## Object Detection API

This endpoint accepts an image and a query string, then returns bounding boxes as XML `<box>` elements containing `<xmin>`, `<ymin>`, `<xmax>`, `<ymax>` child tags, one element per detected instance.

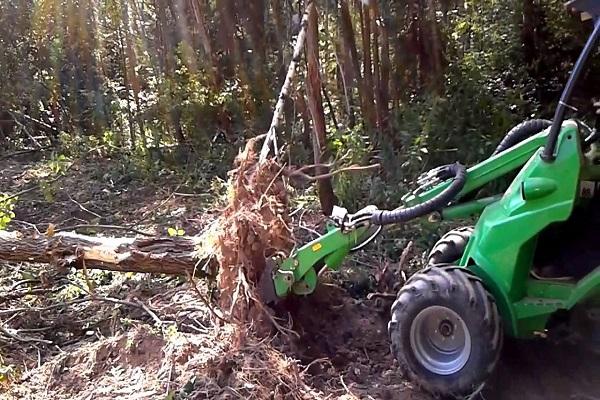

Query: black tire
<box><xmin>388</xmin><ymin>266</ymin><xmax>503</xmax><ymax>398</ymax></box>
<box><xmin>427</xmin><ymin>227</ymin><xmax>474</xmax><ymax>267</ymax></box>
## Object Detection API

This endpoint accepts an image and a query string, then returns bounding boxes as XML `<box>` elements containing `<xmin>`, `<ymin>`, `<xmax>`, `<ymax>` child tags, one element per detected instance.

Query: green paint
<box><xmin>272</xmin><ymin>120</ymin><xmax>600</xmax><ymax>340</ymax></box>
<box><xmin>272</xmin><ymin>224</ymin><xmax>370</xmax><ymax>297</ymax></box>
<box><xmin>462</xmin><ymin>121</ymin><xmax>586</xmax><ymax>337</ymax></box>
<box><xmin>441</xmin><ymin>195</ymin><xmax>501</xmax><ymax>220</ymax></box>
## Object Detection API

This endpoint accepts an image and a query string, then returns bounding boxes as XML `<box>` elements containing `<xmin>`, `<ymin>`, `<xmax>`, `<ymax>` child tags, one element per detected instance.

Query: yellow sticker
<box><xmin>311</xmin><ymin>243</ymin><xmax>322</xmax><ymax>252</ymax></box>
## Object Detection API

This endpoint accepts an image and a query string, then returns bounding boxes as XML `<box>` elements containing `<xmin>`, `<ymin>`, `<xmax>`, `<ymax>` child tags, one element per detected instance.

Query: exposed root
<box><xmin>197</xmin><ymin>138</ymin><xmax>293</xmax><ymax>328</ymax></box>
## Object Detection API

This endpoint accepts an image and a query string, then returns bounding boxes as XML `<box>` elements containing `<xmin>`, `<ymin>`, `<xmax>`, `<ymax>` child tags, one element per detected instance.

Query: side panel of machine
<box><xmin>461</xmin><ymin>122</ymin><xmax>582</xmax><ymax>337</ymax></box>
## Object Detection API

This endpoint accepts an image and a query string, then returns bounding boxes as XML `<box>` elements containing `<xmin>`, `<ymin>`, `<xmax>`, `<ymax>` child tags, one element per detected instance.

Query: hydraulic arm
<box><xmin>265</xmin><ymin>125</ymin><xmax>555</xmax><ymax>300</ymax></box>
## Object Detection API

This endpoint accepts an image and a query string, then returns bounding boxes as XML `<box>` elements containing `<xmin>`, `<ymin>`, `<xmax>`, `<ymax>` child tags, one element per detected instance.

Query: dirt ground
<box><xmin>1</xmin><ymin>153</ymin><xmax>599</xmax><ymax>400</ymax></box>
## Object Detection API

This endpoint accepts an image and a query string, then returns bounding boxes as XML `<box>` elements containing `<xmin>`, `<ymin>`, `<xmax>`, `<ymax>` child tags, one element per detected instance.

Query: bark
<box><xmin>339</xmin><ymin>1</ymin><xmax>362</xmax><ymax>87</ymax></box>
<box><xmin>335</xmin><ymin>40</ymin><xmax>355</xmax><ymax>128</ymax></box>
<box><xmin>521</xmin><ymin>0</ymin><xmax>537</xmax><ymax>68</ymax></box>
<box><xmin>358</xmin><ymin>2</ymin><xmax>377</xmax><ymax>130</ymax></box>
<box><xmin>378</xmin><ymin>3</ymin><xmax>391</xmax><ymax>129</ymax></box>
<box><xmin>306</xmin><ymin>2</ymin><xmax>336</xmax><ymax>215</ymax></box>
<box><xmin>294</xmin><ymin>91</ymin><xmax>313</xmax><ymax>150</ymax></box>
<box><xmin>117</xmin><ymin>25</ymin><xmax>136</xmax><ymax>149</ymax></box>
<box><xmin>156</xmin><ymin>0</ymin><xmax>186</xmax><ymax>145</ymax></box>
<box><xmin>190</xmin><ymin>0</ymin><xmax>221</xmax><ymax>87</ymax></box>
<box><xmin>239</xmin><ymin>0</ymin><xmax>271</xmax><ymax>119</ymax></box>
<box><xmin>216</xmin><ymin>0</ymin><xmax>255</xmax><ymax>115</ymax></box>
<box><xmin>337</xmin><ymin>2</ymin><xmax>354</xmax><ymax>126</ymax></box>
<box><xmin>123</xmin><ymin>0</ymin><xmax>148</xmax><ymax>151</ymax></box>
<box><xmin>258</xmin><ymin>0</ymin><xmax>312</xmax><ymax>162</ymax></box>
<box><xmin>370</xmin><ymin>1</ymin><xmax>384</xmax><ymax>133</ymax></box>
<box><xmin>0</xmin><ymin>231</ymin><xmax>205</xmax><ymax>276</ymax></box>
<box><xmin>425</xmin><ymin>0</ymin><xmax>444</xmax><ymax>92</ymax></box>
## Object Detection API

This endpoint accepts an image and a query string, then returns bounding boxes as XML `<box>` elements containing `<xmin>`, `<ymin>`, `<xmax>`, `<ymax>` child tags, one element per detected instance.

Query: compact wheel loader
<box><xmin>260</xmin><ymin>1</ymin><xmax>600</xmax><ymax>397</ymax></box>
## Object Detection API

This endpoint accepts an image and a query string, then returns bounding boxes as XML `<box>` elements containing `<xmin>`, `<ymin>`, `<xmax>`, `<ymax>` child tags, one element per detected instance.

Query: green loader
<box><xmin>260</xmin><ymin>1</ymin><xmax>600</xmax><ymax>397</ymax></box>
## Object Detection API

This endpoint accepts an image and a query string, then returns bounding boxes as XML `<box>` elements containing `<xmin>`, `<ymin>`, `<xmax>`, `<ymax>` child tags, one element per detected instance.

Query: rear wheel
<box><xmin>427</xmin><ymin>226</ymin><xmax>473</xmax><ymax>266</ymax></box>
<box><xmin>388</xmin><ymin>266</ymin><xmax>503</xmax><ymax>398</ymax></box>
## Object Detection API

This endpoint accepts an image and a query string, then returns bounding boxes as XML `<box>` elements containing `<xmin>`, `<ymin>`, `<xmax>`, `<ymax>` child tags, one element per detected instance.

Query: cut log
<box><xmin>0</xmin><ymin>231</ymin><xmax>208</xmax><ymax>276</ymax></box>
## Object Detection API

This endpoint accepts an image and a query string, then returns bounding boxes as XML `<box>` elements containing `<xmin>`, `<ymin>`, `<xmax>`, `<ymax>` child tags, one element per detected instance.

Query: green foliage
<box><xmin>48</xmin><ymin>153</ymin><xmax>71</xmax><ymax>175</ymax></box>
<box><xmin>330</xmin><ymin>122</ymin><xmax>375</xmax><ymax>210</ymax></box>
<box><xmin>0</xmin><ymin>194</ymin><xmax>16</xmax><ymax>230</ymax></box>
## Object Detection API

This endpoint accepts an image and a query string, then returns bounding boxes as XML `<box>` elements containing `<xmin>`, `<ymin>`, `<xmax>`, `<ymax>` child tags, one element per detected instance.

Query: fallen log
<box><xmin>0</xmin><ymin>230</ymin><xmax>209</xmax><ymax>276</ymax></box>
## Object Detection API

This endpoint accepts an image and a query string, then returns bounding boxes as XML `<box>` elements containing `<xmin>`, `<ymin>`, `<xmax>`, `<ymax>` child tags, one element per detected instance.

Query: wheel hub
<box><xmin>439</xmin><ymin>320</ymin><xmax>454</xmax><ymax>337</ymax></box>
<box><xmin>410</xmin><ymin>305</ymin><xmax>471</xmax><ymax>375</ymax></box>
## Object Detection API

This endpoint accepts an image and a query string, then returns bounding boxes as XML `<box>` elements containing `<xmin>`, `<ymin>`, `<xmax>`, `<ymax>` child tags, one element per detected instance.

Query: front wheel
<box><xmin>388</xmin><ymin>266</ymin><xmax>503</xmax><ymax>398</ymax></box>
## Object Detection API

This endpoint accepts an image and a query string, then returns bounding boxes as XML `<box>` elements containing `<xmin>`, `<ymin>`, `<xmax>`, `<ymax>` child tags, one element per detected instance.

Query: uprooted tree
<box><xmin>0</xmin><ymin>138</ymin><xmax>292</xmax><ymax>323</ymax></box>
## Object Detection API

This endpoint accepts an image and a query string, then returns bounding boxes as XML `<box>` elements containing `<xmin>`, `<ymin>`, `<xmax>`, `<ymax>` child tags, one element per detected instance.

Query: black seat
<box><xmin>567</xmin><ymin>0</ymin><xmax>600</xmax><ymax>17</ymax></box>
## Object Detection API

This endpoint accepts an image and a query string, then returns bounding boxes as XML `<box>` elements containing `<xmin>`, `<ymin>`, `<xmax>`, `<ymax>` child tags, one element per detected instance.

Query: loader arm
<box><xmin>268</xmin><ymin>125</ymin><xmax>556</xmax><ymax>299</ymax></box>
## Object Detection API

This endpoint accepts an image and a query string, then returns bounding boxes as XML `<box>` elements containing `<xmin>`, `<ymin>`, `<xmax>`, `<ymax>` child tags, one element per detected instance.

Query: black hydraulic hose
<box><xmin>370</xmin><ymin>163</ymin><xmax>467</xmax><ymax>226</ymax></box>
<box><xmin>543</xmin><ymin>17</ymin><xmax>600</xmax><ymax>161</ymax></box>
<box><xmin>492</xmin><ymin>119</ymin><xmax>552</xmax><ymax>156</ymax></box>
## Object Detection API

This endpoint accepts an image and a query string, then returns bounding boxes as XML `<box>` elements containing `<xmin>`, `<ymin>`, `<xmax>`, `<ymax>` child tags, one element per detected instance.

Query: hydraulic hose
<box><xmin>370</xmin><ymin>163</ymin><xmax>467</xmax><ymax>226</ymax></box>
<box><xmin>492</xmin><ymin>119</ymin><xmax>552</xmax><ymax>156</ymax></box>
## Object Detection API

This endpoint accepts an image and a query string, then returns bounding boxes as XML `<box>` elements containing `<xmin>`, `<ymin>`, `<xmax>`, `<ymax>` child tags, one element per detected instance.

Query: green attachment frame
<box><xmin>272</xmin><ymin>224</ymin><xmax>371</xmax><ymax>297</ymax></box>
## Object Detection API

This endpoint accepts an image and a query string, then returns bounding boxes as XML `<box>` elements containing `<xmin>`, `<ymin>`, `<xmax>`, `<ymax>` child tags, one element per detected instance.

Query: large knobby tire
<box><xmin>427</xmin><ymin>227</ymin><xmax>473</xmax><ymax>267</ymax></box>
<box><xmin>388</xmin><ymin>266</ymin><xmax>503</xmax><ymax>398</ymax></box>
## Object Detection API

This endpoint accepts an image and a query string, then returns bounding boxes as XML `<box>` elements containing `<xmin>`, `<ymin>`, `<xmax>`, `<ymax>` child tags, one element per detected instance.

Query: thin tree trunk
<box><xmin>425</xmin><ymin>0</ymin><xmax>444</xmax><ymax>92</ymax></box>
<box><xmin>335</xmin><ymin>41</ymin><xmax>355</xmax><ymax>128</ymax></box>
<box><xmin>190</xmin><ymin>0</ymin><xmax>220</xmax><ymax>87</ymax></box>
<box><xmin>117</xmin><ymin>25</ymin><xmax>136</xmax><ymax>149</ymax></box>
<box><xmin>294</xmin><ymin>91</ymin><xmax>313</xmax><ymax>150</ymax></box>
<box><xmin>216</xmin><ymin>0</ymin><xmax>255</xmax><ymax>114</ymax></box>
<box><xmin>370</xmin><ymin>1</ymin><xmax>383</xmax><ymax>132</ymax></box>
<box><xmin>521</xmin><ymin>0</ymin><xmax>537</xmax><ymax>68</ymax></box>
<box><xmin>306</xmin><ymin>2</ymin><xmax>336</xmax><ymax>215</ymax></box>
<box><xmin>359</xmin><ymin>2</ymin><xmax>376</xmax><ymax>130</ymax></box>
<box><xmin>259</xmin><ymin>1</ymin><xmax>312</xmax><ymax>162</ymax></box>
<box><xmin>123</xmin><ymin>0</ymin><xmax>147</xmax><ymax>151</ymax></box>
<box><xmin>337</xmin><ymin>1</ymin><xmax>357</xmax><ymax>127</ymax></box>
<box><xmin>377</xmin><ymin>2</ymin><xmax>391</xmax><ymax>131</ymax></box>
<box><xmin>156</xmin><ymin>0</ymin><xmax>186</xmax><ymax>145</ymax></box>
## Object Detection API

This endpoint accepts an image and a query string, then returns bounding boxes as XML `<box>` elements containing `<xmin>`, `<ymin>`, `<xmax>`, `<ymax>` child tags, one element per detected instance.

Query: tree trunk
<box><xmin>117</xmin><ymin>25</ymin><xmax>136</xmax><ymax>149</ymax></box>
<box><xmin>370</xmin><ymin>1</ymin><xmax>384</xmax><ymax>133</ymax></box>
<box><xmin>190</xmin><ymin>0</ymin><xmax>221</xmax><ymax>87</ymax></box>
<box><xmin>306</xmin><ymin>2</ymin><xmax>336</xmax><ymax>215</ymax></box>
<box><xmin>123</xmin><ymin>0</ymin><xmax>148</xmax><ymax>151</ymax></box>
<box><xmin>0</xmin><ymin>231</ymin><xmax>206</xmax><ymax>276</ymax></box>
<box><xmin>425</xmin><ymin>0</ymin><xmax>444</xmax><ymax>92</ymax></box>
<box><xmin>156</xmin><ymin>0</ymin><xmax>186</xmax><ymax>146</ymax></box>
<box><xmin>377</xmin><ymin>2</ymin><xmax>391</xmax><ymax>131</ymax></box>
<box><xmin>294</xmin><ymin>91</ymin><xmax>313</xmax><ymax>150</ymax></box>
<box><xmin>359</xmin><ymin>2</ymin><xmax>377</xmax><ymax>130</ymax></box>
<box><xmin>521</xmin><ymin>0</ymin><xmax>537</xmax><ymax>68</ymax></box>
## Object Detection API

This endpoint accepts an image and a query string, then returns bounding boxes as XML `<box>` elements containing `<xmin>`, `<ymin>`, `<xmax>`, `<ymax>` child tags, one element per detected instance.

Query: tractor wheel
<box><xmin>388</xmin><ymin>266</ymin><xmax>503</xmax><ymax>398</ymax></box>
<box><xmin>427</xmin><ymin>226</ymin><xmax>473</xmax><ymax>266</ymax></box>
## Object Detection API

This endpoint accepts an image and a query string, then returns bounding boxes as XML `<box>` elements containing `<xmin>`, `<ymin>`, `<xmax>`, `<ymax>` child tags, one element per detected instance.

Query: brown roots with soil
<box><xmin>201</xmin><ymin>137</ymin><xmax>293</xmax><ymax>326</ymax></box>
